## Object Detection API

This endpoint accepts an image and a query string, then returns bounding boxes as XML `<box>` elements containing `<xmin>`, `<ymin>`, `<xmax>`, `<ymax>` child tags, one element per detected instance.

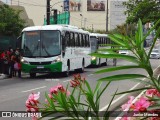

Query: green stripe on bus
<box><xmin>21</xmin><ymin>62</ymin><xmax>62</xmax><ymax>73</ymax></box>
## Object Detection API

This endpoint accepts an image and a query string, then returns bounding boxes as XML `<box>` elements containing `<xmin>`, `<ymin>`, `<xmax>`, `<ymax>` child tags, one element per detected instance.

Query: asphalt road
<box><xmin>0</xmin><ymin>58</ymin><xmax>159</xmax><ymax>120</ymax></box>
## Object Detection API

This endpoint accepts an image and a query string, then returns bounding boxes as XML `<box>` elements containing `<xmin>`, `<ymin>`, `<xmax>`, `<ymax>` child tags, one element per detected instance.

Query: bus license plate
<box><xmin>37</xmin><ymin>66</ymin><xmax>44</xmax><ymax>69</ymax></box>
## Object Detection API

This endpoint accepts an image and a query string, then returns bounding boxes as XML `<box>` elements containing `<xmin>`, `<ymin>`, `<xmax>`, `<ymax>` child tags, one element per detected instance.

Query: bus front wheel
<box><xmin>30</xmin><ymin>73</ymin><xmax>36</xmax><ymax>78</ymax></box>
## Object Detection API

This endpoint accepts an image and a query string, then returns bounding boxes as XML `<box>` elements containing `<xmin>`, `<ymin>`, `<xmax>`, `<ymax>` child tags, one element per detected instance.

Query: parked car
<box><xmin>150</xmin><ymin>49</ymin><xmax>160</xmax><ymax>59</ymax></box>
<box><xmin>119</xmin><ymin>50</ymin><xmax>129</xmax><ymax>55</ymax></box>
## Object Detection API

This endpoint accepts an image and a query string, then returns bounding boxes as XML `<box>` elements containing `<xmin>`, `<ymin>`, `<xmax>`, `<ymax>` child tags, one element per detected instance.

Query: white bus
<box><xmin>90</xmin><ymin>33</ymin><xmax>113</xmax><ymax>66</ymax></box>
<box><xmin>18</xmin><ymin>25</ymin><xmax>91</xmax><ymax>77</ymax></box>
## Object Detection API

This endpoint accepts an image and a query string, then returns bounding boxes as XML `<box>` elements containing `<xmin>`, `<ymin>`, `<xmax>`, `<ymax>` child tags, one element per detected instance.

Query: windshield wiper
<box><xmin>42</xmin><ymin>43</ymin><xmax>51</xmax><ymax>56</ymax></box>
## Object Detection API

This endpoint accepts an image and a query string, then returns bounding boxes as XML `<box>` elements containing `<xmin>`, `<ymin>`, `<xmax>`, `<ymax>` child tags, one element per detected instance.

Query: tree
<box><xmin>123</xmin><ymin>0</ymin><xmax>160</xmax><ymax>25</ymax></box>
<box><xmin>0</xmin><ymin>4</ymin><xmax>25</xmax><ymax>36</ymax></box>
<box><xmin>109</xmin><ymin>23</ymin><xmax>137</xmax><ymax>36</ymax></box>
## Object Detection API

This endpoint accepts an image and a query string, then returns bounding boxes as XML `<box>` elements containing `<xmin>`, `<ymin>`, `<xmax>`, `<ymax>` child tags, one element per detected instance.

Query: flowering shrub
<box><xmin>26</xmin><ymin>74</ymin><xmax>115</xmax><ymax>120</ymax></box>
<box><xmin>120</xmin><ymin>89</ymin><xmax>160</xmax><ymax>120</ymax></box>
<box><xmin>26</xmin><ymin>92</ymin><xmax>40</xmax><ymax>112</ymax></box>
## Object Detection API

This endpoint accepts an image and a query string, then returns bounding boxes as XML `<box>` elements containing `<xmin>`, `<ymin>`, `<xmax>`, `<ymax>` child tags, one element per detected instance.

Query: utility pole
<box><xmin>46</xmin><ymin>0</ymin><xmax>50</xmax><ymax>25</ymax></box>
<box><xmin>106</xmin><ymin>0</ymin><xmax>109</xmax><ymax>32</ymax></box>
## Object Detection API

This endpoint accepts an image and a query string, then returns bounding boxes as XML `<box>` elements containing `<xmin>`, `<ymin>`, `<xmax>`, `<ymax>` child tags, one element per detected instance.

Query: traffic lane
<box><xmin>94</xmin><ymin>59</ymin><xmax>160</xmax><ymax>110</ymax></box>
<box><xmin>0</xmin><ymin>59</ymin><xmax>122</xmax><ymax>111</ymax></box>
<box><xmin>0</xmin><ymin>59</ymin><xmax>158</xmax><ymax>111</ymax></box>
<box><xmin>0</xmin><ymin>59</ymin><xmax>116</xmax><ymax>100</ymax></box>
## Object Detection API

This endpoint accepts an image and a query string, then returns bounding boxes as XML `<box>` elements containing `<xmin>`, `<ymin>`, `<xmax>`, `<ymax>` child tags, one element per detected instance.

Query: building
<box><xmin>3</xmin><ymin>0</ymin><xmax>127</xmax><ymax>31</ymax></box>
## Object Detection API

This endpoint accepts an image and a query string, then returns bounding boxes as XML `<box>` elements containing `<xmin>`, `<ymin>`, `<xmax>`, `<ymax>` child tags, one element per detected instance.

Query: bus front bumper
<box><xmin>21</xmin><ymin>62</ymin><xmax>62</xmax><ymax>73</ymax></box>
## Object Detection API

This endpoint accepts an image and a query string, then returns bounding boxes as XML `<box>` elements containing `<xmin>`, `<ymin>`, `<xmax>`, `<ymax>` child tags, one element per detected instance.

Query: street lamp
<box><xmin>80</xmin><ymin>14</ymin><xmax>83</xmax><ymax>28</ymax></box>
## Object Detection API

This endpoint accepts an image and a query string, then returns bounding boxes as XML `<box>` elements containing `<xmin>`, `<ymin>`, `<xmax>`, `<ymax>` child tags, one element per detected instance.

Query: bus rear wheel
<box><xmin>30</xmin><ymin>73</ymin><xmax>36</xmax><ymax>78</ymax></box>
<box><xmin>76</xmin><ymin>61</ymin><xmax>84</xmax><ymax>73</ymax></box>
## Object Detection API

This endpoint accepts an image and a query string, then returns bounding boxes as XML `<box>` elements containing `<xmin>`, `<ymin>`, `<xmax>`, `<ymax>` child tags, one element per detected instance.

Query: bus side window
<box><xmin>88</xmin><ymin>35</ymin><xmax>90</xmax><ymax>47</ymax></box>
<box><xmin>65</xmin><ymin>32</ymin><xmax>70</xmax><ymax>47</ymax></box>
<box><xmin>79</xmin><ymin>34</ymin><xmax>82</xmax><ymax>47</ymax></box>
<box><xmin>83</xmin><ymin>34</ymin><xmax>86</xmax><ymax>47</ymax></box>
<box><xmin>70</xmin><ymin>32</ymin><xmax>75</xmax><ymax>47</ymax></box>
<box><xmin>85</xmin><ymin>35</ymin><xmax>87</xmax><ymax>47</ymax></box>
<box><xmin>81</xmin><ymin>34</ymin><xmax>84</xmax><ymax>47</ymax></box>
<box><xmin>75</xmin><ymin>33</ymin><xmax>78</xmax><ymax>47</ymax></box>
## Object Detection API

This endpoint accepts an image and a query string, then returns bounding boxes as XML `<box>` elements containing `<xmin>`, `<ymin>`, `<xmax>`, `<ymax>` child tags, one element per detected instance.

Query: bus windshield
<box><xmin>90</xmin><ymin>37</ymin><xmax>98</xmax><ymax>53</ymax></box>
<box><xmin>22</xmin><ymin>30</ymin><xmax>61</xmax><ymax>57</ymax></box>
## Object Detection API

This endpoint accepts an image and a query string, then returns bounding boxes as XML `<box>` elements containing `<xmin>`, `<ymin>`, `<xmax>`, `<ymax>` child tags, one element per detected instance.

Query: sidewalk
<box><xmin>0</xmin><ymin>73</ymin><xmax>8</xmax><ymax>80</ymax></box>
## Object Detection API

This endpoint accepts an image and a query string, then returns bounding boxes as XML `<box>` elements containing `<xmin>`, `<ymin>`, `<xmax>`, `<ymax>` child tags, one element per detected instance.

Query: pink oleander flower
<box><xmin>50</xmin><ymin>84</ymin><xmax>70</xmax><ymax>96</ymax></box>
<box><xmin>145</xmin><ymin>89</ymin><xmax>160</xmax><ymax>97</ymax></box>
<box><xmin>50</xmin><ymin>86</ymin><xmax>58</xmax><ymax>95</ymax></box>
<box><xmin>26</xmin><ymin>92</ymin><xmax>40</xmax><ymax>112</ymax></box>
<box><xmin>70</xmin><ymin>74</ymin><xmax>85</xmax><ymax>88</ymax></box>
<box><xmin>32</xmin><ymin>116</ymin><xmax>38</xmax><ymax>120</ymax></box>
<box><xmin>121</xmin><ymin>117</ymin><xmax>131</xmax><ymax>120</ymax></box>
<box><xmin>133</xmin><ymin>97</ymin><xmax>151</xmax><ymax>112</ymax></box>
<box><xmin>121</xmin><ymin>96</ymin><xmax>135</xmax><ymax>111</ymax></box>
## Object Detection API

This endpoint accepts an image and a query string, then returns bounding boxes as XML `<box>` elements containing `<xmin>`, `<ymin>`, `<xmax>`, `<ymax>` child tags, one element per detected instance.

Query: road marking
<box><xmin>21</xmin><ymin>86</ymin><xmax>46</xmax><ymax>93</ymax></box>
<box><xmin>45</xmin><ymin>79</ymin><xmax>59</xmax><ymax>81</ymax></box>
<box><xmin>63</xmin><ymin>79</ymin><xmax>71</xmax><ymax>82</ymax></box>
<box><xmin>88</xmin><ymin>74</ymin><xmax>94</xmax><ymax>76</ymax></box>
<box><xmin>100</xmin><ymin>64</ymin><xmax>160</xmax><ymax>111</ymax></box>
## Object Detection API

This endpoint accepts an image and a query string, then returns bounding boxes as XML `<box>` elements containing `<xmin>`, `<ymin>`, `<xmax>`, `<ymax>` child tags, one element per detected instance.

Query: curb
<box><xmin>0</xmin><ymin>74</ymin><xmax>8</xmax><ymax>80</ymax></box>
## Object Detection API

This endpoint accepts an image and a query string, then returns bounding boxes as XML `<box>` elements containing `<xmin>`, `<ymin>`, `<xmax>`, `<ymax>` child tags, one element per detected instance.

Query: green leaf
<box><xmin>137</xmin><ymin>19</ymin><xmax>143</xmax><ymax>49</ymax></box>
<box><xmin>85</xmin><ymin>93</ymin><xmax>97</xmax><ymax>112</ymax></box>
<box><xmin>90</xmin><ymin>53</ymin><xmax>139</xmax><ymax>64</ymax></box>
<box><xmin>60</xmin><ymin>93</ymin><xmax>68</xmax><ymax>109</ymax></box>
<box><xmin>108</xmin><ymin>34</ymin><xmax>126</xmax><ymax>46</ymax></box>
<box><xmin>85</xmin><ymin>80</ymin><xmax>93</xmax><ymax>95</ymax></box>
<box><xmin>95</xmin><ymin>82</ymin><xmax>111</xmax><ymax>104</ymax></box>
<box><xmin>45</xmin><ymin>92</ymin><xmax>55</xmax><ymax>110</ymax></box>
<box><xmin>98</xmin><ymin>74</ymin><xmax>147</xmax><ymax>82</ymax></box>
<box><xmin>94</xmin><ymin>81</ymin><xmax>102</xmax><ymax>94</ymax></box>
<box><xmin>115</xmin><ymin>87</ymin><xmax>151</xmax><ymax>95</ymax></box>
<box><xmin>147</xmin><ymin>104</ymin><xmax>160</xmax><ymax>111</ymax></box>
<box><xmin>103</xmin><ymin>89</ymin><xmax>118</xmax><ymax>120</ymax></box>
<box><xmin>70</xmin><ymin>95</ymin><xmax>78</xmax><ymax>107</ymax></box>
<box><xmin>68</xmin><ymin>98</ymin><xmax>79</xmax><ymax>118</ymax></box>
<box><xmin>95</xmin><ymin>65</ymin><xmax>143</xmax><ymax>74</ymax></box>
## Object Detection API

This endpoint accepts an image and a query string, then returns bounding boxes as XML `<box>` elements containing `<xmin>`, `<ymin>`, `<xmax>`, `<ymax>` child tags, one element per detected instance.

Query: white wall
<box><xmin>10</xmin><ymin>0</ymin><xmax>127</xmax><ymax>31</ymax></box>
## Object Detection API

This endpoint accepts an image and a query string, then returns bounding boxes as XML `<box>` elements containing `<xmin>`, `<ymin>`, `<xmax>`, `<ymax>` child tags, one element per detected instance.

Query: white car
<box><xmin>119</xmin><ymin>50</ymin><xmax>129</xmax><ymax>55</ymax></box>
<box><xmin>150</xmin><ymin>49</ymin><xmax>160</xmax><ymax>59</ymax></box>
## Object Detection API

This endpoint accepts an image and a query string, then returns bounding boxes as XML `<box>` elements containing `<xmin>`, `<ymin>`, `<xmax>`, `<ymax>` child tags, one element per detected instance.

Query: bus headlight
<box><xmin>51</xmin><ymin>57</ymin><xmax>61</xmax><ymax>64</ymax></box>
<box><xmin>91</xmin><ymin>56</ymin><xmax>96</xmax><ymax>60</ymax></box>
<box><xmin>21</xmin><ymin>58</ymin><xmax>30</xmax><ymax>64</ymax></box>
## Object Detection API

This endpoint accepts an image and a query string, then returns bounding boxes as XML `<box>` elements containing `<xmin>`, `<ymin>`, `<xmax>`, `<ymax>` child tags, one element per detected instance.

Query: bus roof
<box><xmin>90</xmin><ymin>33</ymin><xmax>108</xmax><ymax>38</ymax></box>
<box><xmin>22</xmin><ymin>25</ymin><xmax>89</xmax><ymax>34</ymax></box>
